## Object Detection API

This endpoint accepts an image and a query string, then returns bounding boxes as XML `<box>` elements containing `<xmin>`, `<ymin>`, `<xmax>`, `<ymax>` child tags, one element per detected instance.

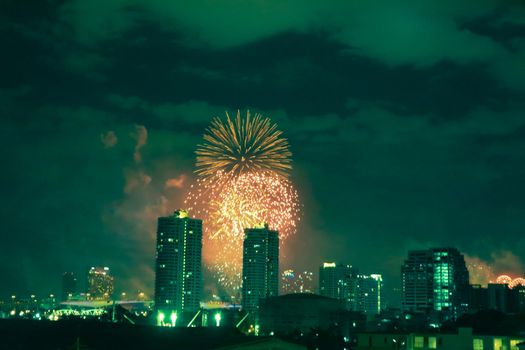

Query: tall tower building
<box><xmin>401</xmin><ymin>247</ymin><xmax>469</xmax><ymax>321</ymax></box>
<box><xmin>62</xmin><ymin>272</ymin><xmax>77</xmax><ymax>301</ymax></box>
<box><xmin>154</xmin><ymin>209</ymin><xmax>202</xmax><ymax>324</ymax></box>
<box><xmin>242</xmin><ymin>223</ymin><xmax>279</xmax><ymax>315</ymax></box>
<box><xmin>87</xmin><ymin>267</ymin><xmax>114</xmax><ymax>300</ymax></box>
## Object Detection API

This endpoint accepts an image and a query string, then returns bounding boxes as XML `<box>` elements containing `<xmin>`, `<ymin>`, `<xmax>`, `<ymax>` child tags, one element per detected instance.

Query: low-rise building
<box><xmin>259</xmin><ymin>293</ymin><xmax>365</xmax><ymax>337</ymax></box>
<box><xmin>356</xmin><ymin>327</ymin><xmax>525</xmax><ymax>350</ymax></box>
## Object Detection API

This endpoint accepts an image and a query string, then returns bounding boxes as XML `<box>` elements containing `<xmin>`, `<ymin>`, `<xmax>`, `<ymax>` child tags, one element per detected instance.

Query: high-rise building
<box><xmin>319</xmin><ymin>263</ymin><xmax>358</xmax><ymax>308</ymax></box>
<box><xmin>401</xmin><ymin>247</ymin><xmax>469</xmax><ymax>320</ymax></box>
<box><xmin>488</xmin><ymin>283</ymin><xmax>508</xmax><ymax>313</ymax></box>
<box><xmin>468</xmin><ymin>284</ymin><xmax>489</xmax><ymax>312</ymax></box>
<box><xmin>154</xmin><ymin>209</ymin><xmax>202</xmax><ymax>324</ymax></box>
<box><xmin>242</xmin><ymin>223</ymin><xmax>279</xmax><ymax>315</ymax></box>
<box><xmin>87</xmin><ymin>267</ymin><xmax>114</xmax><ymax>300</ymax></box>
<box><xmin>354</xmin><ymin>274</ymin><xmax>383</xmax><ymax>316</ymax></box>
<box><xmin>61</xmin><ymin>272</ymin><xmax>77</xmax><ymax>301</ymax></box>
<box><xmin>281</xmin><ymin>269</ymin><xmax>314</xmax><ymax>294</ymax></box>
<box><xmin>319</xmin><ymin>264</ymin><xmax>382</xmax><ymax>316</ymax></box>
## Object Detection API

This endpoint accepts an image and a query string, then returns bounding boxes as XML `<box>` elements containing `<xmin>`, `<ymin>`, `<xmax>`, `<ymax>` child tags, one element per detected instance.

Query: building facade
<box><xmin>319</xmin><ymin>263</ymin><xmax>358</xmax><ymax>302</ymax></box>
<box><xmin>354</xmin><ymin>274</ymin><xmax>383</xmax><ymax>316</ymax></box>
<box><xmin>319</xmin><ymin>263</ymin><xmax>383</xmax><ymax>315</ymax></box>
<box><xmin>87</xmin><ymin>267</ymin><xmax>114</xmax><ymax>300</ymax></box>
<box><xmin>356</xmin><ymin>328</ymin><xmax>525</xmax><ymax>350</ymax></box>
<box><xmin>281</xmin><ymin>269</ymin><xmax>314</xmax><ymax>294</ymax></box>
<box><xmin>61</xmin><ymin>272</ymin><xmax>77</xmax><ymax>301</ymax></box>
<box><xmin>259</xmin><ymin>293</ymin><xmax>364</xmax><ymax>337</ymax></box>
<box><xmin>401</xmin><ymin>247</ymin><xmax>469</xmax><ymax>321</ymax></box>
<box><xmin>242</xmin><ymin>223</ymin><xmax>279</xmax><ymax>315</ymax></box>
<box><xmin>469</xmin><ymin>283</ymin><xmax>525</xmax><ymax>314</ymax></box>
<box><xmin>154</xmin><ymin>209</ymin><xmax>202</xmax><ymax>324</ymax></box>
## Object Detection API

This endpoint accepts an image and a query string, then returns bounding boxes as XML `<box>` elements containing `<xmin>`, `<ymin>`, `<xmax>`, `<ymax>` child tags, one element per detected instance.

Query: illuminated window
<box><xmin>473</xmin><ymin>339</ymin><xmax>483</xmax><ymax>350</ymax></box>
<box><xmin>511</xmin><ymin>339</ymin><xmax>524</xmax><ymax>350</ymax></box>
<box><xmin>494</xmin><ymin>338</ymin><xmax>502</xmax><ymax>350</ymax></box>
<box><xmin>429</xmin><ymin>337</ymin><xmax>437</xmax><ymax>349</ymax></box>
<box><xmin>414</xmin><ymin>336</ymin><xmax>424</xmax><ymax>348</ymax></box>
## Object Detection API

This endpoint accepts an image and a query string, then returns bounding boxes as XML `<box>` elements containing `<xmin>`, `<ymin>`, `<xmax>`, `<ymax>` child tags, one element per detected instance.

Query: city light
<box><xmin>170</xmin><ymin>312</ymin><xmax>177</xmax><ymax>327</ymax></box>
<box><xmin>214</xmin><ymin>313</ymin><xmax>221</xmax><ymax>327</ymax></box>
<box><xmin>157</xmin><ymin>312</ymin><xmax>165</xmax><ymax>326</ymax></box>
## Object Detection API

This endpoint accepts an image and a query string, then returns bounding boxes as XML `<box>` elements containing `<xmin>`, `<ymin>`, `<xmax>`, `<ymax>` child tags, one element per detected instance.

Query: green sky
<box><xmin>1</xmin><ymin>0</ymin><xmax>525</xmax><ymax>303</ymax></box>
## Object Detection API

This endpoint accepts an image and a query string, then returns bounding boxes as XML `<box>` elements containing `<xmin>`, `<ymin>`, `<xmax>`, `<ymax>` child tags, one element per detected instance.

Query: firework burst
<box><xmin>185</xmin><ymin>110</ymin><xmax>300</xmax><ymax>297</ymax></box>
<box><xmin>495</xmin><ymin>274</ymin><xmax>525</xmax><ymax>288</ymax></box>
<box><xmin>196</xmin><ymin>110</ymin><xmax>292</xmax><ymax>177</ymax></box>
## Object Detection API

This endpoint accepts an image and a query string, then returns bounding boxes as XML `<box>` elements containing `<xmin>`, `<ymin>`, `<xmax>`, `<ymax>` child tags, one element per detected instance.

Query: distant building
<box><xmin>354</xmin><ymin>274</ymin><xmax>383</xmax><ymax>317</ymax></box>
<box><xmin>515</xmin><ymin>286</ymin><xmax>525</xmax><ymax>313</ymax></box>
<box><xmin>319</xmin><ymin>262</ymin><xmax>358</xmax><ymax>303</ymax></box>
<box><xmin>319</xmin><ymin>263</ymin><xmax>383</xmax><ymax>315</ymax></box>
<box><xmin>154</xmin><ymin>209</ymin><xmax>202</xmax><ymax>324</ymax></box>
<box><xmin>401</xmin><ymin>248</ymin><xmax>469</xmax><ymax>321</ymax></box>
<box><xmin>281</xmin><ymin>269</ymin><xmax>314</xmax><ymax>294</ymax></box>
<box><xmin>488</xmin><ymin>283</ymin><xmax>508</xmax><ymax>313</ymax></box>
<box><xmin>61</xmin><ymin>272</ymin><xmax>77</xmax><ymax>301</ymax></box>
<box><xmin>469</xmin><ymin>283</ymin><xmax>525</xmax><ymax>314</ymax></box>
<box><xmin>241</xmin><ymin>223</ymin><xmax>279</xmax><ymax>315</ymax></box>
<box><xmin>468</xmin><ymin>284</ymin><xmax>489</xmax><ymax>312</ymax></box>
<box><xmin>87</xmin><ymin>267</ymin><xmax>114</xmax><ymax>300</ymax></box>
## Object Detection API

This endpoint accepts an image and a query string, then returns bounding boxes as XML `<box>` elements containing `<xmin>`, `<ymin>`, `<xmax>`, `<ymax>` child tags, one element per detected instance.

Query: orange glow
<box><xmin>495</xmin><ymin>274</ymin><xmax>525</xmax><ymax>288</ymax></box>
<box><xmin>184</xmin><ymin>111</ymin><xmax>300</xmax><ymax>295</ymax></box>
<box><xmin>185</xmin><ymin>170</ymin><xmax>300</xmax><ymax>293</ymax></box>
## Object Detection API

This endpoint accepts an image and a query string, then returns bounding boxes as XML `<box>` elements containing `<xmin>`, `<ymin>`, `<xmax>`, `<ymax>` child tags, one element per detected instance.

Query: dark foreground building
<box><xmin>355</xmin><ymin>327</ymin><xmax>525</xmax><ymax>350</ymax></box>
<box><xmin>0</xmin><ymin>319</ymin><xmax>306</xmax><ymax>350</ymax></box>
<box><xmin>259</xmin><ymin>294</ymin><xmax>365</xmax><ymax>338</ymax></box>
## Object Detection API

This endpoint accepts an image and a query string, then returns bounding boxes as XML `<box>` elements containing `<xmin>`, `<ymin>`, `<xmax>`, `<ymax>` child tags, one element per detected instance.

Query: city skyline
<box><xmin>3</xmin><ymin>1</ymin><xmax>525</xmax><ymax>301</ymax></box>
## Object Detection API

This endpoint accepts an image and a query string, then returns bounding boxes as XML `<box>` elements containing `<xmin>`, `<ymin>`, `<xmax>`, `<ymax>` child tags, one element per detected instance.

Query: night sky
<box><xmin>2</xmin><ymin>1</ymin><xmax>525</xmax><ymax>303</ymax></box>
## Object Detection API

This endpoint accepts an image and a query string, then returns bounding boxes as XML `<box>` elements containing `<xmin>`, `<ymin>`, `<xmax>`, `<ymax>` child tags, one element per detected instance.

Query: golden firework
<box><xmin>185</xmin><ymin>110</ymin><xmax>300</xmax><ymax>297</ymax></box>
<box><xmin>195</xmin><ymin>110</ymin><xmax>292</xmax><ymax>177</ymax></box>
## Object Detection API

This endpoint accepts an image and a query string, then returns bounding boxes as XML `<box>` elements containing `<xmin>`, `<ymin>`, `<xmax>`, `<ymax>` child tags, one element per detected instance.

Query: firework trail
<box><xmin>185</xmin><ymin>110</ymin><xmax>300</xmax><ymax>297</ymax></box>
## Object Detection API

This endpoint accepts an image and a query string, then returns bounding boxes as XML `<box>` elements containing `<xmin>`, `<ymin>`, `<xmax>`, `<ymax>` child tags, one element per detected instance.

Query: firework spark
<box><xmin>196</xmin><ymin>110</ymin><xmax>292</xmax><ymax>177</ymax></box>
<box><xmin>185</xmin><ymin>111</ymin><xmax>300</xmax><ymax>297</ymax></box>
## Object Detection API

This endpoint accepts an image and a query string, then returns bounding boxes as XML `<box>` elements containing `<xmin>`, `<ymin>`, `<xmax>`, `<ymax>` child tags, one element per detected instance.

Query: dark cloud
<box><xmin>1</xmin><ymin>0</ymin><xmax>525</xmax><ymax>301</ymax></box>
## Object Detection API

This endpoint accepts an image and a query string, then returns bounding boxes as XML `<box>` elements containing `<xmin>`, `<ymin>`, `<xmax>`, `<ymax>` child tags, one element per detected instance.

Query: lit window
<box><xmin>429</xmin><ymin>337</ymin><xmax>437</xmax><ymax>349</ymax></box>
<box><xmin>494</xmin><ymin>338</ymin><xmax>502</xmax><ymax>350</ymax></box>
<box><xmin>473</xmin><ymin>339</ymin><xmax>484</xmax><ymax>350</ymax></box>
<box><xmin>510</xmin><ymin>339</ymin><xmax>523</xmax><ymax>350</ymax></box>
<box><xmin>414</xmin><ymin>336</ymin><xmax>424</xmax><ymax>348</ymax></box>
